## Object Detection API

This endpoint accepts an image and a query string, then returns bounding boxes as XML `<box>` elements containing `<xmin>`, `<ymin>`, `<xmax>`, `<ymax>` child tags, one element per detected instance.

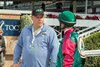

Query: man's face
<box><xmin>32</xmin><ymin>14</ymin><xmax>44</xmax><ymax>27</ymax></box>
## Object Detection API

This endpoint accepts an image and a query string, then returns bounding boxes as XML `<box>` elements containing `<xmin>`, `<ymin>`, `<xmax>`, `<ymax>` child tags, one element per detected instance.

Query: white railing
<box><xmin>78</xmin><ymin>22</ymin><xmax>100</xmax><ymax>34</ymax></box>
<box><xmin>0</xmin><ymin>9</ymin><xmax>100</xmax><ymax>18</ymax></box>
<box><xmin>79</xmin><ymin>26</ymin><xmax>100</xmax><ymax>38</ymax></box>
<box><xmin>84</xmin><ymin>50</ymin><xmax>100</xmax><ymax>57</ymax></box>
<box><xmin>78</xmin><ymin>37</ymin><xmax>100</xmax><ymax>57</ymax></box>
<box><xmin>0</xmin><ymin>9</ymin><xmax>31</xmax><ymax>15</ymax></box>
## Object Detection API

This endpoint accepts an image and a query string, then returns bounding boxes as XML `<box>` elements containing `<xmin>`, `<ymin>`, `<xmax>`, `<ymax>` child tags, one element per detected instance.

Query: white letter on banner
<box><xmin>5</xmin><ymin>25</ymin><xmax>9</xmax><ymax>30</ymax></box>
<box><xmin>9</xmin><ymin>25</ymin><xmax>13</xmax><ymax>31</ymax></box>
<box><xmin>14</xmin><ymin>25</ymin><xmax>19</xmax><ymax>31</ymax></box>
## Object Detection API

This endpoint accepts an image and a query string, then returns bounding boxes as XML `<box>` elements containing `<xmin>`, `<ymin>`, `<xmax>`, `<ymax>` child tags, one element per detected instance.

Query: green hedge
<box><xmin>20</xmin><ymin>15</ymin><xmax>32</xmax><ymax>31</ymax></box>
<box><xmin>83</xmin><ymin>32</ymin><xmax>100</xmax><ymax>67</ymax></box>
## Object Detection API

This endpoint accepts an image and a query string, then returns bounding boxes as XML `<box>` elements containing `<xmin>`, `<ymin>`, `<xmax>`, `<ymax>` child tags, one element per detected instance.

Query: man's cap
<box><xmin>32</xmin><ymin>8</ymin><xmax>44</xmax><ymax>16</ymax></box>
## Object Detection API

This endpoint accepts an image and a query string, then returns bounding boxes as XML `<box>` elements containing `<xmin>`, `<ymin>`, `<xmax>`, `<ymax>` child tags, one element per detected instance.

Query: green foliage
<box><xmin>20</xmin><ymin>15</ymin><xmax>32</xmax><ymax>31</ymax></box>
<box><xmin>83</xmin><ymin>32</ymin><xmax>100</xmax><ymax>67</ymax></box>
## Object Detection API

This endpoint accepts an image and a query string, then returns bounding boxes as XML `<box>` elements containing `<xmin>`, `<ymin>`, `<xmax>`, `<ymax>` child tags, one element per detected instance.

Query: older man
<box><xmin>13</xmin><ymin>8</ymin><xmax>59</xmax><ymax>67</ymax></box>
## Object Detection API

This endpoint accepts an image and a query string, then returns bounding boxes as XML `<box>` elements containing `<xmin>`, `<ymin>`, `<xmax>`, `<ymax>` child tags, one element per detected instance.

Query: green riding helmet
<box><xmin>58</xmin><ymin>11</ymin><xmax>76</xmax><ymax>27</ymax></box>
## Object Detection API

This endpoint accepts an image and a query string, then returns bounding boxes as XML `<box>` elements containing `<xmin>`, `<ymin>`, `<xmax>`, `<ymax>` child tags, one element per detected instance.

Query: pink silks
<box><xmin>62</xmin><ymin>28</ymin><xmax>76</xmax><ymax>67</ymax></box>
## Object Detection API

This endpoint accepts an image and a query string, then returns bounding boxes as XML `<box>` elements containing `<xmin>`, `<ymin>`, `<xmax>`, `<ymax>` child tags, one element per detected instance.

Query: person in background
<box><xmin>69</xmin><ymin>1</ymin><xmax>73</xmax><ymax>12</ymax></box>
<box><xmin>41</xmin><ymin>3</ymin><xmax>45</xmax><ymax>11</ymax></box>
<box><xmin>13</xmin><ymin>8</ymin><xmax>59</xmax><ymax>67</ymax></box>
<box><xmin>55</xmin><ymin>2</ymin><xmax>62</xmax><ymax>12</ymax></box>
<box><xmin>0</xmin><ymin>28</ymin><xmax>6</xmax><ymax>67</ymax></box>
<box><xmin>56</xmin><ymin>11</ymin><xmax>85</xmax><ymax>67</ymax></box>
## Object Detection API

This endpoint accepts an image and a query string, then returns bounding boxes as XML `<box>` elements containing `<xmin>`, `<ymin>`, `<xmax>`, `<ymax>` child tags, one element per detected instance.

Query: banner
<box><xmin>0</xmin><ymin>19</ymin><xmax>20</xmax><ymax>36</ymax></box>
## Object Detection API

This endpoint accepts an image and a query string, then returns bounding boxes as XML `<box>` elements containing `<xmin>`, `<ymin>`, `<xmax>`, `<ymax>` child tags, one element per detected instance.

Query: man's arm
<box><xmin>49</xmin><ymin>29</ymin><xmax>60</xmax><ymax>67</ymax></box>
<box><xmin>13</xmin><ymin>33</ymin><xmax>23</xmax><ymax>64</ymax></box>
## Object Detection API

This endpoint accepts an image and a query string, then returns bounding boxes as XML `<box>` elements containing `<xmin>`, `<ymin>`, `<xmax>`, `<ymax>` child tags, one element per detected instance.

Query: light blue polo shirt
<box><xmin>14</xmin><ymin>24</ymin><xmax>59</xmax><ymax>67</ymax></box>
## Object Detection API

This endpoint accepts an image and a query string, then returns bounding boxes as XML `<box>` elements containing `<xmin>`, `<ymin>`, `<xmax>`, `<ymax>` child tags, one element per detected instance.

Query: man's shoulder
<box><xmin>20</xmin><ymin>24</ymin><xmax>32</xmax><ymax>35</ymax></box>
<box><xmin>22</xmin><ymin>24</ymin><xmax>32</xmax><ymax>31</ymax></box>
<box><xmin>44</xmin><ymin>24</ymin><xmax>55</xmax><ymax>31</ymax></box>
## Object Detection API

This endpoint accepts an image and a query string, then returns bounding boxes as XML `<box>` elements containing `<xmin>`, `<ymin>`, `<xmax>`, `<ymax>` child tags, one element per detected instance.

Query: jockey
<box><xmin>56</xmin><ymin>11</ymin><xmax>85</xmax><ymax>67</ymax></box>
